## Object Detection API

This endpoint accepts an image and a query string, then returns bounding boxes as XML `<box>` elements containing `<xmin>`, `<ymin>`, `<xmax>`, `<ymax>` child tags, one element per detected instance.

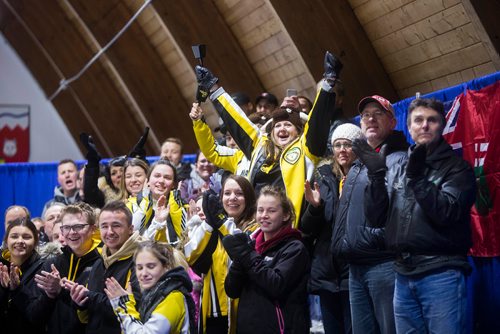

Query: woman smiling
<box><xmin>0</xmin><ymin>218</ymin><xmax>45</xmax><ymax>334</ymax></box>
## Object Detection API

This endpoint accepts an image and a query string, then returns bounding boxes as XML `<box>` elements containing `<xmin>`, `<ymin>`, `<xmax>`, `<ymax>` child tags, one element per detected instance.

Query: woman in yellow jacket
<box><xmin>194</xmin><ymin>51</ymin><xmax>342</xmax><ymax>227</ymax></box>
<box><xmin>183</xmin><ymin>175</ymin><xmax>257</xmax><ymax>333</ymax></box>
<box><xmin>125</xmin><ymin>159</ymin><xmax>187</xmax><ymax>244</ymax></box>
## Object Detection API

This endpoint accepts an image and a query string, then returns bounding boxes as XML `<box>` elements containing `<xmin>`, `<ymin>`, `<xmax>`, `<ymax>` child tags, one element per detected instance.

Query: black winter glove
<box><xmin>79</xmin><ymin>133</ymin><xmax>101</xmax><ymax>163</ymax></box>
<box><xmin>128</xmin><ymin>127</ymin><xmax>149</xmax><ymax>161</ymax></box>
<box><xmin>195</xmin><ymin>65</ymin><xmax>219</xmax><ymax>102</ymax></box>
<box><xmin>323</xmin><ymin>51</ymin><xmax>343</xmax><ymax>84</ymax></box>
<box><xmin>222</xmin><ymin>233</ymin><xmax>254</xmax><ymax>263</ymax></box>
<box><xmin>352</xmin><ymin>139</ymin><xmax>388</xmax><ymax>178</ymax></box>
<box><xmin>202</xmin><ymin>189</ymin><xmax>227</xmax><ymax>229</ymax></box>
<box><xmin>406</xmin><ymin>144</ymin><xmax>427</xmax><ymax>179</ymax></box>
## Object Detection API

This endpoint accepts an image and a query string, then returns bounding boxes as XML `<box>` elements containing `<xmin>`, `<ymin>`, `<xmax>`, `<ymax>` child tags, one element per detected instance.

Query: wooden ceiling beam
<box><xmin>68</xmin><ymin>0</ymin><xmax>196</xmax><ymax>152</ymax></box>
<box><xmin>270</xmin><ymin>0</ymin><xmax>398</xmax><ymax>115</ymax></box>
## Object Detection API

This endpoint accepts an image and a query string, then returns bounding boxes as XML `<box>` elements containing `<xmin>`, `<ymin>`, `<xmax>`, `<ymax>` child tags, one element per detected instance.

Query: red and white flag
<box><xmin>0</xmin><ymin>105</ymin><xmax>30</xmax><ymax>163</ymax></box>
<box><xmin>443</xmin><ymin>81</ymin><xmax>500</xmax><ymax>257</ymax></box>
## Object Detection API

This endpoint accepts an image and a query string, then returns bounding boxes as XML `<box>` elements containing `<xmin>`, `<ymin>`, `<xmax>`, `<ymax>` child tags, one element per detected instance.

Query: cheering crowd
<box><xmin>1</xmin><ymin>51</ymin><xmax>475</xmax><ymax>334</ymax></box>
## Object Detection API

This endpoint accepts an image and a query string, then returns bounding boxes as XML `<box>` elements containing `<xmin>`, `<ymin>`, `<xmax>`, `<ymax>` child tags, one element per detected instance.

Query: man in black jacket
<box><xmin>68</xmin><ymin>201</ymin><xmax>142</xmax><ymax>334</ymax></box>
<box><xmin>331</xmin><ymin>95</ymin><xmax>408</xmax><ymax>334</ymax></box>
<box><xmin>356</xmin><ymin>98</ymin><xmax>475</xmax><ymax>333</ymax></box>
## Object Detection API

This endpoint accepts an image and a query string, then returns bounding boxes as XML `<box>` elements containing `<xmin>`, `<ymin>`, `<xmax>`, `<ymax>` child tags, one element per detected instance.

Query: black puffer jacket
<box><xmin>300</xmin><ymin>163</ymin><xmax>348</xmax><ymax>294</ymax></box>
<box><xmin>225</xmin><ymin>229</ymin><xmax>310</xmax><ymax>334</ymax></box>
<box><xmin>331</xmin><ymin>131</ymin><xmax>408</xmax><ymax>264</ymax></box>
<box><xmin>366</xmin><ymin>139</ymin><xmax>476</xmax><ymax>275</ymax></box>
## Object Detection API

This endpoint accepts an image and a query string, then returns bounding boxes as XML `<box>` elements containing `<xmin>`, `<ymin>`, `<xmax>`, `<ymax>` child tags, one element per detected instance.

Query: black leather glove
<box><xmin>202</xmin><ymin>189</ymin><xmax>227</xmax><ymax>229</ymax></box>
<box><xmin>323</xmin><ymin>51</ymin><xmax>343</xmax><ymax>84</ymax></box>
<box><xmin>222</xmin><ymin>233</ymin><xmax>253</xmax><ymax>262</ymax></box>
<box><xmin>352</xmin><ymin>139</ymin><xmax>388</xmax><ymax>178</ymax></box>
<box><xmin>195</xmin><ymin>65</ymin><xmax>218</xmax><ymax>102</ymax></box>
<box><xmin>79</xmin><ymin>133</ymin><xmax>101</xmax><ymax>163</ymax></box>
<box><xmin>406</xmin><ymin>144</ymin><xmax>427</xmax><ymax>179</ymax></box>
<box><xmin>128</xmin><ymin>127</ymin><xmax>149</xmax><ymax>161</ymax></box>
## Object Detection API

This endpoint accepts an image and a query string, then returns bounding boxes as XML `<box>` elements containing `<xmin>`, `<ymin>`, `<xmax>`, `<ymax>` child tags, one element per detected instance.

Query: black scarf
<box><xmin>138</xmin><ymin>266</ymin><xmax>196</xmax><ymax>333</ymax></box>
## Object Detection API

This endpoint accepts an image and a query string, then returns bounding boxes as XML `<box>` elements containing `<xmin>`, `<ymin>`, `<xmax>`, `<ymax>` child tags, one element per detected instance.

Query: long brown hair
<box><xmin>222</xmin><ymin>175</ymin><xmax>256</xmax><ymax>228</ymax></box>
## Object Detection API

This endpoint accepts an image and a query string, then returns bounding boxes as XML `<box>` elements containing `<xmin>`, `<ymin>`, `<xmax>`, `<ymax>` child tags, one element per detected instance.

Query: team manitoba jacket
<box><xmin>210</xmin><ymin>85</ymin><xmax>337</xmax><ymax>227</ymax></box>
<box><xmin>193</xmin><ymin>119</ymin><xmax>250</xmax><ymax>176</ymax></box>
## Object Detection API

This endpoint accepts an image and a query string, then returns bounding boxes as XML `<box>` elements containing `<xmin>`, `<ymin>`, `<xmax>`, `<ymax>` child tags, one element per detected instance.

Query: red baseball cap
<box><xmin>358</xmin><ymin>95</ymin><xmax>395</xmax><ymax>117</ymax></box>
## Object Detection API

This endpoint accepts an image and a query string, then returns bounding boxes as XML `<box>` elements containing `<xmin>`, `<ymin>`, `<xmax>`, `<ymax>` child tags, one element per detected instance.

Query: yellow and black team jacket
<box><xmin>192</xmin><ymin>119</ymin><xmax>250</xmax><ymax>176</ymax></box>
<box><xmin>184</xmin><ymin>217</ymin><xmax>257</xmax><ymax>334</ymax></box>
<box><xmin>126</xmin><ymin>189</ymin><xmax>188</xmax><ymax>245</ymax></box>
<box><xmin>110</xmin><ymin>267</ymin><xmax>195</xmax><ymax>334</ymax></box>
<box><xmin>210</xmin><ymin>85</ymin><xmax>337</xmax><ymax>227</ymax></box>
<box><xmin>21</xmin><ymin>239</ymin><xmax>102</xmax><ymax>334</ymax></box>
<box><xmin>81</xmin><ymin>232</ymin><xmax>142</xmax><ymax>334</ymax></box>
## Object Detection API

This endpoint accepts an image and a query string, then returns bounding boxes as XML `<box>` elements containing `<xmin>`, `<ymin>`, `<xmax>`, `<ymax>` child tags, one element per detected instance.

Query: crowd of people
<box><xmin>1</xmin><ymin>50</ymin><xmax>476</xmax><ymax>334</ymax></box>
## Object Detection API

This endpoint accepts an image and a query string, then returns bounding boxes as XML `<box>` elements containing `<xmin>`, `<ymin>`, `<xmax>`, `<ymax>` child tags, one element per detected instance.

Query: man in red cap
<box><xmin>331</xmin><ymin>95</ymin><xmax>409</xmax><ymax>334</ymax></box>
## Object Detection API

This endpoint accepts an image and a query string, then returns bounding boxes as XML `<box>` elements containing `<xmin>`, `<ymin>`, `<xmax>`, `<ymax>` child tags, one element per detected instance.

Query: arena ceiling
<box><xmin>1</xmin><ymin>0</ymin><xmax>498</xmax><ymax>156</ymax></box>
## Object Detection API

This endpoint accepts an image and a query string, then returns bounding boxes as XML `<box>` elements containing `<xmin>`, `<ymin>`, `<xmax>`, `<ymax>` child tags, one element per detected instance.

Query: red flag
<box><xmin>443</xmin><ymin>81</ymin><xmax>500</xmax><ymax>257</ymax></box>
<box><xmin>0</xmin><ymin>105</ymin><xmax>30</xmax><ymax>163</ymax></box>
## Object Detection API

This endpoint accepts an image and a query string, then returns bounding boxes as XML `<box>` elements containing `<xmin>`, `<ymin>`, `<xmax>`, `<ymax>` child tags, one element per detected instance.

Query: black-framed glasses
<box><xmin>60</xmin><ymin>223</ymin><xmax>90</xmax><ymax>234</ymax></box>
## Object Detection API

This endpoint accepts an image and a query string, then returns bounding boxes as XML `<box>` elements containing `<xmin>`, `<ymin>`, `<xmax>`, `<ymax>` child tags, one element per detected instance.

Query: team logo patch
<box><xmin>284</xmin><ymin>147</ymin><xmax>301</xmax><ymax>164</ymax></box>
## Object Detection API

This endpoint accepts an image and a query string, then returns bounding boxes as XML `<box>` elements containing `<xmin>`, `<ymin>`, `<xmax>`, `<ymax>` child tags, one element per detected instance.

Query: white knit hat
<box><xmin>331</xmin><ymin>123</ymin><xmax>363</xmax><ymax>145</ymax></box>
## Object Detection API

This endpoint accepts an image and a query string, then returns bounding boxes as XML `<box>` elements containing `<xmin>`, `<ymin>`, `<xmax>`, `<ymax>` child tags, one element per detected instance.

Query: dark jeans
<box><xmin>319</xmin><ymin>290</ymin><xmax>352</xmax><ymax>334</ymax></box>
<box><xmin>349</xmin><ymin>262</ymin><xmax>396</xmax><ymax>334</ymax></box>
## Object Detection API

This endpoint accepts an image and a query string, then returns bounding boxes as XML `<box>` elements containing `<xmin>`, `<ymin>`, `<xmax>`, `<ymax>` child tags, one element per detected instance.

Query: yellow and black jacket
<box><xmin>126</xmin><ymin>189</ymin><xmax>187</xmax><ymax>245</ymax></box>
<box><xmin>110</xmin><ymin>266</ymin><xmax>196</xmax><ymax>334</ymax></box>
<box><xmin>184</xmin><ymin>217</ymin><xmax>257</xmax><ymax>334</ymax></box>
<box><xmin>192</xmin><ymin>119</ymin><xmax>250</xmax><ymax>176</ymax></box>
<box><xmin>11</xmin><ymin>239</ymin><xmax>102</xmax><ymax>334</ymax></box>
<box><xmin>210</xmin><ymin>86</ymin><xmax>337</xmax><ymax>227</ymax></box>
<box><xmin>82</xmin><ymin>232</ymin><xmax>142</xmax><ymax>334</ymax></box>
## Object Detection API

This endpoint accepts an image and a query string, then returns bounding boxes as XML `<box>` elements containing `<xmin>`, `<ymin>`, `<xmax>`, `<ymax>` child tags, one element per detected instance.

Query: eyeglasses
<box><xmin>360</xmin><ymin>111</ymin><xmax>386</xmax><ymax>120</ymax></box>
<box><xmin>333</xmin><ymin>142</ymin><xmax>353</xmax><ymax>151</ymax></box>
<box><xmin>60</xmin><ymin>223</ymin><xmax>90</xmax><ymax>234</ymax></box>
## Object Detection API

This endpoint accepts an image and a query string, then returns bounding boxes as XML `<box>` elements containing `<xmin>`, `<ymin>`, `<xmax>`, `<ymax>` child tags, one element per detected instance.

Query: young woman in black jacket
<box><xmin>223</xmin><ymin>186</ymin><xmax>310</xmax><ymax>334</ymax></box>
<box><xmin>0</xmin><ymin>218</ymin><xmax>45</xmax><ymax>334</ymax></box>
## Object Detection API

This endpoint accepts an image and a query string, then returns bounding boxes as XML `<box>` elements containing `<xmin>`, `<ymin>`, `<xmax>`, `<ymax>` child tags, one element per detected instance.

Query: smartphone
<box><xmin>286</xmin><ymin>88</ymin><xmax>298</xmax><ymax>97</ymax></box>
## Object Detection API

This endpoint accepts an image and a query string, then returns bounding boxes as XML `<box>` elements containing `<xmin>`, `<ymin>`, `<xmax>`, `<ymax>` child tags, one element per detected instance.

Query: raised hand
<box><xmin>154</xmin><ymin>194</ymin><xmax>170</xmax><ymax>223</ymax></box>
<box><xmin>0</xmin><ymin>263</ymin><xmax>10</xmax><ymax>288</ymax></box>
<box><xmin>9</xmin><ymin>264</ymin><xmax>20</xmax><ymax>290</ymax></box>
<box><xmin>352</xmin><ymin>139</ymin><xmax>388</xmax><ymax>177</ymax></box>
<box><xmin>406</xmin><ymin>144</ymin><xmax>427</xmax><ymax>179</ymax></box>
<box><xmin>128</xmin><ymin>126</ymin><xmax>150</xmax><ymax>161</ymax></box>
<box><xmin>323</xmin><ymin>51</ymin><xmax>343</xmax><ymax>85</ymax></box>
<box><xmin>79</xmin><ymin>133</ymin><xmax>101</xmax><ymax>162</ymax></box>
<box><xmin>189</xmin><ymin>102</ymin><xmax>204</xmax><ymax>121</ymax></box>
<box><xmin>70</xmin><ymin>283</ymin><xmax>89</xmax><ymax>307</ymax></box>
<box><xmin>195</xmin><ymin>65</ymin><xmax>219</xmax><ymax>102</ymax></box>
<box><xmin>104</xmin><ymin>277</ymin><xmax>128</xmax><ymax>300</ymax></box>
<box><xmin>202</xmin><ymin>189</ymin><xmax>227</xmax><ymax>229</ymax></box>
<box><xmin>222</xmin><ymin>233</ymin><xmax>253</xmax><ymax>262</ymax></box>
<box><xmin>35</xmin><ymin>264</ymin><xmax>62</xmax><ymax>298</ymax></box>
<box><xmin>304</xmin><ymin>180</ymin><xmax>321</xmax><ymax>208</ymax></box>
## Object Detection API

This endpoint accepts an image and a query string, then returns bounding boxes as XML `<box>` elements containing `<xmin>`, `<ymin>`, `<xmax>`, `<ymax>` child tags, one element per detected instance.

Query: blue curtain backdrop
<box><xmin>0</xmin><ymin>155</ymin><xmax>196</xmax><ymax>232</ymax></box>
<box><xmin>1</xmin><ymin>72</ymin><xmax>499</xmax><ymax>332</ymax></box>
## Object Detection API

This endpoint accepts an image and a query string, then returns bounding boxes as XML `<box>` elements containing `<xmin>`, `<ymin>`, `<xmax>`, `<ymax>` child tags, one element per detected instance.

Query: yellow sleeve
<box><xmin>212</xmin><ymin>88</ymin><xmax>261</xmax><ymax>158</ymax></box>
<box><xmin>193</xmin><ymin>119</ymin><xmax>243</xmax><ymax>174</ymax></box>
